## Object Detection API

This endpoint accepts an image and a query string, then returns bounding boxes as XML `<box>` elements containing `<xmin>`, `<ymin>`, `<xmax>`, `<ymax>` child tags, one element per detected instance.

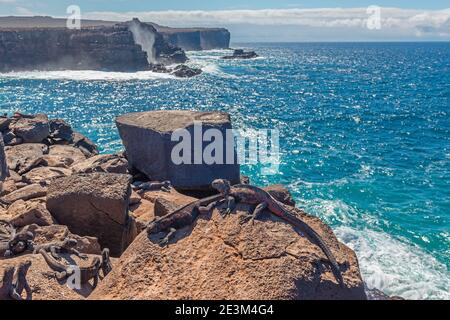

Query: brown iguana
<box><xmin>9</xmin><ymin>260</ymin><xmax>32</xmax><ymax>300</ymax></box>
<box><xmin>39</xmin><ymin>249</ymin><xmax>101</xmax><ymax>287</ymax></box>
<box><xmin>210</xmin><ymin>179</ymin><xmax>344</xmax><ymax>286</ymax></box>
<box><xmin>133</xmin><ymin>180</ymin><xmax>172</xmax><ymax>193</ymax></box>
<box><xmin>146</xmin><ymin>193</ymin><xmax>224</xmax><ymax>245</ymax></box>
<box><xmin>32</xmin><ymin>237</ymin><xmax>88</xmax><ymax>260</ymax></box>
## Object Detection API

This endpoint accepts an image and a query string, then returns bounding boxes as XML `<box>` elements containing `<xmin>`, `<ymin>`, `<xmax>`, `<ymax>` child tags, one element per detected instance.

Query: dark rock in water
<box><xmin>9</xmin><ymin>114</ymin><xmax>50</xmax><ymax>143</ymax></box>
<box><xmin>49</xmin><ymin>119</ymin><xmax>73</xmax><ymax>143</ymax></box>
<box><xmin>116</xmin><ymin>110</ymin><xmax>240</xmax><ymax>190</ymax></box>
<box><xmin>151</xmin><ymin>63</ymin><xmax>202</xmax><ymax>78</ymax></box>
<box><xmin>171</xmin><ymin>65</ymin><xmax>202</xmax><ymax>78</ymax></box>
<box><xmin>222</xmin><ymin>49</ymin><xmax>258</xmax><ymax>60</ymax></box>
<box><xmin>150</xmin><ymin>64</ymin><xmax>171</xmax><ymax>73</ymax></box>
<box><xmin>46</xmin><ymin>173</ymin><xmax>137</xmax><ymax>257</ymax></box>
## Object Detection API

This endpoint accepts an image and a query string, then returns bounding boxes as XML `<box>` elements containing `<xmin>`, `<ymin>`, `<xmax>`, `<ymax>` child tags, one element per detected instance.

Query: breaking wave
<box><xmin>300</xmin><ymin>197</ymin><xmax>450</xmax><ymax>300</ymax></box>
<box><xmin>0</xmin><ymin>70</ymin><xmax>178</xmax><ymax>81</ymax></box>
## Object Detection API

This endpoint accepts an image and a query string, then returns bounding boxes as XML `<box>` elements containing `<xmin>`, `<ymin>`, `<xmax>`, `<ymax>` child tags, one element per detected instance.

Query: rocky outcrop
<box><xmin>116</xmin><ymin>111</ymin><xmax>240</xmax><ymax>190</ymax></box>
<box><xmin>0</xmin><ymin>20</ymin><xmax>188</xmax><ymax>73</ymax></box>
<box><xmin>122</xmin><ymin>19</ymin><xmax>187</xmax><ymax>65</ymax></box>
<box><xmin>153</xmin><ymin>24</ymin><xmax>231</xmax><ymax>51</ymax></box>
<box><xmin>222</xmin><ymin>49</ymin><xmax>259</xmax><ymax>60</ymax></box>
<box><xmin>0</xmin><ymin>254</ymin><xmax>104</xmax><ymax>300</ymax></box>
<box><xmin>1</xmin><ymin>199</ymin><xmax>55</xmax><ymax>228</ymax></box>
<box><xmin>71</xmin><ymin>154</ymin><xmax>128</xmax><ymax>174</ymax></box>
<box><xmin>8</xmin><ymin>114</ymin><xmax>50</xmax><ymax>144</ymax></box>
<box><xmin>27</xmin><ymin>224</ymin><xmax>101</xmax><ymax>255</ymax></box>
<box><xmin>46</xmin><ymin>173</ymin><xmax>137</xmax><ymax>257</ymax></box>
<box><xmin>0</xmin><ymin>111</ymin><xmax>373</xmax><ymax>301</ymax></box>
<box><xmin>0</xmin><ymin>25</ymin><xmax>149</xmax><ymax>72</ymax></box>
<box><xmin>90</xmin><ymin>201</ymin><xmax>366</xmax><ymax>300</ymax></box>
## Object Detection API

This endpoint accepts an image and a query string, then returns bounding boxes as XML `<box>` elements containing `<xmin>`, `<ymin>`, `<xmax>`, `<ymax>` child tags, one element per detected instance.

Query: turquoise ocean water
<box><xmin>0</xmin><ymin>43</ymin><xmax>449</xmax><ymax>299</ymax></box>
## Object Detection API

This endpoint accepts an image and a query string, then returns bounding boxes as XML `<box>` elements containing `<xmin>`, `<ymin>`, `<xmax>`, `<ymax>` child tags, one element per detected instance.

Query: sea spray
<box><xmin>128</xmin><ymin>19</ymin><xmax>156</xmax><ymax>64</ymax></box>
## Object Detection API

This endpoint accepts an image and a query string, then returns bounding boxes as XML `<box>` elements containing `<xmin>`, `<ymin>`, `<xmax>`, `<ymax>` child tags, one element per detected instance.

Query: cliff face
<box><xmin>0</xmin><ymin>20</ymin><xmax>187</xmax><ymax>72</ymax></box>
<box><xmin>0</xmin><ymin>25</ymin><xmax>149</xmax><ymax>72</ymax></box>
<box><xmin>153</xmin><ymin>25</ymin><xmax>231</xmax><ymax>51</ymax></box>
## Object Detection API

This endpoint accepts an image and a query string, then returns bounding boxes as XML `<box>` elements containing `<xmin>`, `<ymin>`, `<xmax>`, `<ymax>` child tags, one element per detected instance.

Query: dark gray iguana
<box><xmin>210</xmin><ymin>179</ymin><xmax>344</xmax><ymax>286</ymax></box>
<box><xmin>9</xmin><ymin>260</ymin><xmax>32</xmax><ymax>300</ymax></box>
<box><xmin>32</xmin><ymin>237</ymin><xmax>88</xmax><ymax>260</ymax></box>
<box><xmin>39</xmin><ymin>249</ymin><xmax>102</xmax><ymax>287</ymax></box>
<box><xmin>146</xmin><ymin>193</ymin><xmax>224</xmax><ymax>246</ymax></box>
<box><xmin>0</xmin><ymin>227</ymin><xmax>35</xmax><ymax>258</ymax></box>
<box><xmin>133</xmin><ymin>180</ymin><xmax>172</xmax><ymax>193</ymax></box>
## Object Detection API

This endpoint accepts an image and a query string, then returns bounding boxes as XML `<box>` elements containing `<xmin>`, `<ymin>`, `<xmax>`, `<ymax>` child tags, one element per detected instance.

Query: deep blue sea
<box><xmin>0</xmin><ymin>42</ymin><xmax>449</xmax><ymax>299</ymax></box>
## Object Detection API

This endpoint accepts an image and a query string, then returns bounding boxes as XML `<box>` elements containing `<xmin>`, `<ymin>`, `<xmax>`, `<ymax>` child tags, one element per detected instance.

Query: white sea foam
<box><xmin>299</xmin><ymin>197</ymin><xmax>450</xmax><ymax>300</ymax></box>
<box><xmin>335</xmin><ymin>226</ymin><xmax>450</xmax><ymax>300</ymax></box>
<box><xmin>0</xmin><ymin>70</ymin><xmax>177</xmax><ymax>81</ymax></box>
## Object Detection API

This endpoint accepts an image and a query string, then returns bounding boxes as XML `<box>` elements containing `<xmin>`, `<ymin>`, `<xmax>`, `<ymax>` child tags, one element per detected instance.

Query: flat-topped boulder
<box><xmin>116</xmin><ymin>111</ymin><xmax>240</xmax><ymax>190</ymax></box>
<box><xmin>46</xmin><ymin>173</ymin><xmax>137</xmax><ymax>256</ymax></box>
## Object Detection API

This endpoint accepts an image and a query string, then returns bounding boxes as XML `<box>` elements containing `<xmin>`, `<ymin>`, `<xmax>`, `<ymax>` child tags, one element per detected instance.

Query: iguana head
<box><xmin>211</xmin><ymin>179</ymin><xmax>231</xmax><ymax>195</ymax></box>
<box><xmin>162</xmin><ymin>181</ymin><xmax>171</xmax><ymax>188</ymax></box>
<box><xmin>64</xmin><ymin>238</ymin><xmax>78</xmax><ymax>248</ymax></box>
<box><xmin>19</xmin><ymin>260</ymin><xmax>32</xmax><ymax>272</ymax></box>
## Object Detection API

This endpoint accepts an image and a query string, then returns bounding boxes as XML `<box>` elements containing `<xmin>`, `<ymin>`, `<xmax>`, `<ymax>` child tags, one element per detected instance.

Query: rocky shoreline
<box><xmin>0</xmin><ymin>111</ymin><xmax>396</xmax><ymax>300</ymax></box>
<box><xmin>0</xmin><ymin>19</ymin><xmax>203</xmax><ymax>77</ymax></box>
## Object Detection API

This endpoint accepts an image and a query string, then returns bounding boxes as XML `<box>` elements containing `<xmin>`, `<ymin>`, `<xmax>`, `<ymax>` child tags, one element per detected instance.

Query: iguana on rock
<box><xmin>9</xmin><ymin>260</ymin><xmax>32</xmax><ymax>300</ymax></box>
<box><xmin>146</xmin><ymin>193</ymin><xmax>224</xmax><ymax>246</ymax></box>
<box><xmin>133</xmin><ymin>180</ymin><xmax>172</xmax><ymax>193</ymax></box>
<box><xmin>211</xmin><ymin>179</ymin><xmax>344</xmax><ymax>286</ymax></box>
<box><xmin>1</xmin><ymin>229</ymin><xmax>35</xmax><ymax>258</ymax></box>
<box><xmin>39</xmin><ymin>249</ymin><xmax>101</xmax><ymax>287</ymax></box>
<box><xmin>32</xmin><ymin>237</ymin><xmax>88</xmax><ymax>260</ymax></box>
<box><xmin>100</xmin><ymin>248</ymin><xmax>112</xmax><ymax>277</ymax></box>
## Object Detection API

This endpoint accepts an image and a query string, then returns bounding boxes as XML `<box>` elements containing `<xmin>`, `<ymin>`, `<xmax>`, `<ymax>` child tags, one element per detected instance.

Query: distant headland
<box><xmin>0</xmin><ymin>16</ymin><xmax>230</xmax><ymax>74</ymax></box>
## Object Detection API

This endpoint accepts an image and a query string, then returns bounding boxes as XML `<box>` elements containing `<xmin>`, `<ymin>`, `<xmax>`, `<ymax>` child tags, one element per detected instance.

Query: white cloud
<box><xmin>0</xmin><ymin>0</ymin><xmax>17</xmax><ymax>3</ymax></box>
<box><xmin>83</xmin><ymin>7</ymin><xmax>450</xmax><ymax>35</ymax></box>
<box><xmin>15</xmin><ymin>6</ymin><xmax>34</xmax><ymax>16</ymax></box>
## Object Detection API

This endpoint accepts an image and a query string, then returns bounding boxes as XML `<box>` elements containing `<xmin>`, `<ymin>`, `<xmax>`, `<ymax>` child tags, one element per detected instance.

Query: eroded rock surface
<box><xmin>91</xmin><ymin>205</ymin><xmax>366</xmax><ymax>300</ymax></box>
<box><xmin>46</xmin><ymin>173</ymin><xmax>136</xmax><ymax>256</ymax></box>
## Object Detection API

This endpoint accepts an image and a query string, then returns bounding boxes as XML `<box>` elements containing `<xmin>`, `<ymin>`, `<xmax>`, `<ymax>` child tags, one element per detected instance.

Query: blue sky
<box><xmin>1</xmin><ymin>1</ymin><xmax>450</xmax><ymax>15</ymax></box>
<box><xmin>1</xmin><ymin>1</ymin><xmax>449</xmax><ymax>41</ymax></box>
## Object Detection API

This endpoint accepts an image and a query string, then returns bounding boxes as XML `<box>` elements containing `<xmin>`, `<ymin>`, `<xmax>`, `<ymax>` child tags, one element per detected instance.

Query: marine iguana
<box><xmin>32</xmin><ymin>237</ymin><xmax>88</xmax><ymax>260</ymax></box>
<box><xmin>210</xmin><ymin>179</ymin><xmax>344</xmax><ymax>286</ymax></box>
<box><xmin>146</xmin><ymin>193</ymin><xmax>224</xmax><ymax>246</ymax></box>
<box><xmin>39</xmin><ymin>249</ymin><xmax>101</xmax><ymax>287</ymax></box>
<box><xmin>133</xmin><ymin>180</ymin><xmax>172</xmax><ymax>193</ymax></box>
<box><xmin>9</xmin><ymin>260</ymin><xmax>32</xmax><ymax>300</ymax></box>
<box><xmin>100</xmin><ymin>248</ymin><xmax>112</xmax><ymax>277</ymax></box>
<box><xmin>1</xmin><ymin>229</ymin><xmax>35</xmax><ymax>258</ymax></box>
